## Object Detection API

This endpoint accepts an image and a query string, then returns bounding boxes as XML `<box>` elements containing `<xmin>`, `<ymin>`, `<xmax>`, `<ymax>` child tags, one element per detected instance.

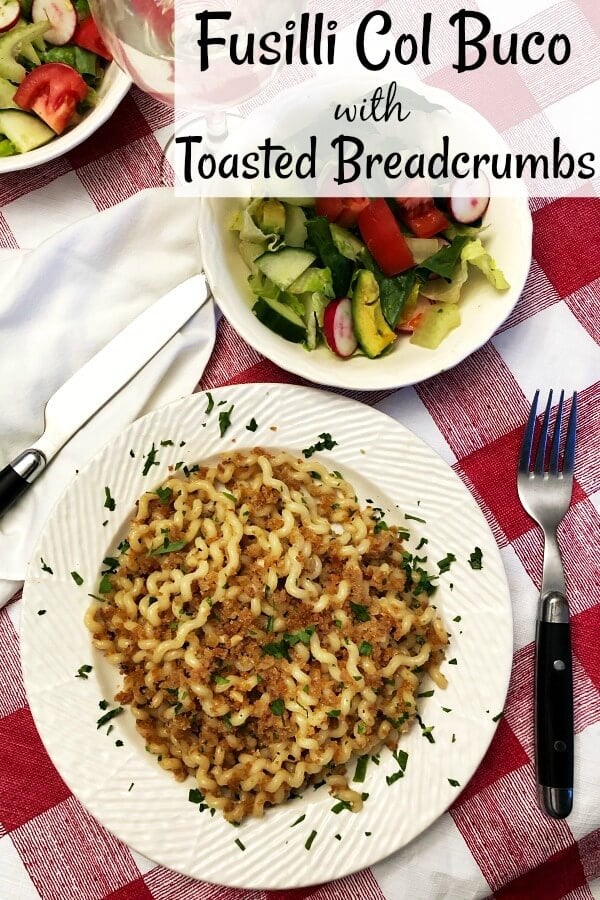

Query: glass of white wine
<box><xmin>89</xmin><ymin>0</ymin><xmax>300</xmax><ymax>143</ymax></box>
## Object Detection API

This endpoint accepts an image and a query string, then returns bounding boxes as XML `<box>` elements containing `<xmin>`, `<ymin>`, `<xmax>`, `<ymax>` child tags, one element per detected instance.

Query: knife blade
<box><xmin>0</xmin><ymin>274</ymin><xmax>211</xmax><ymax>518</ymax></box>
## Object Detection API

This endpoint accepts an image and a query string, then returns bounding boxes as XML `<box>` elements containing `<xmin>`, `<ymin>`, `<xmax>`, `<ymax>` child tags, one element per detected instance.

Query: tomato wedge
<box><xmin>14</xmin><ymin>63</ymin><xmax>88</xmax><ymax>134</ymax></box>
<box><xmin>73</xmin><ymin>16</ymin><xmax>112</xmax><ymax>61</ymax></box>
<box><xmin>316</xmin><ymin>197</ymin><xmax>370</xmax><ymax>228</ymax></box>
<box><xmin>396</xmin><ymin>197</ymin><xmax>450</xmax><ymax>238</ymax></box>
<box><xmin>316</xmin><ymin>197</ymin><xmax>344</xmax><ymax>223</ymax></box>
<box><xmin>358</xmin><ymin>199</ymin><xmax>414</xmax><ymax>276</ymax></box>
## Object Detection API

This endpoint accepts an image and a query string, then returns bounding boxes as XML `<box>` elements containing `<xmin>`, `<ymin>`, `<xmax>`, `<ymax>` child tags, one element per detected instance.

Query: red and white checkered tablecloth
<box><xmin>1</xmin><ymin>0</ymin><xmax>600</xmax><ymax>894</ymax></box>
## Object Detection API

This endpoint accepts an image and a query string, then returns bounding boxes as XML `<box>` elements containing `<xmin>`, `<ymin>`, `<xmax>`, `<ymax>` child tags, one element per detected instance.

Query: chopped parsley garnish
<box><xmin>40</xmin><ymin>557</ymin><xmax>53</xmax><ymax>574</ymax></box>
<box><xmin>359</xmin><ymin>641</ymin><xmax>373</xmax><ymax>656</ymax></box>
<box><xmin>235</xmin><ymin>838</ymin><xmax>246</xmax><ymax>852</ymax></box>
<box><xmin>333</xmin><ymin>619</ymin><xmax>342</xmax><ymax>628</ymax></box>
<box><xmin>189</xmin><ymin>788</ymin><xmax>204</xmax><ymax>804</ymax></box>
<box><xmin>71</xmin><ymin>571</ymin><xmax>84</xmax><ymax>586</ymax></box>
<box><xmin>442</xmin><ymin>707</ymin><xmax>452</xmax><ymax>713</ymax></box>
<box><xmin>266</xmin><ymin>616</ymin><xmax>274</xmax><ymax>633</ymax></box>
<box><xmin>365</xmin><ymin>831</ymin><xmax>372</xmax><ymax>837</ymax></box>
<box><xmin>305</xmin><ymin>830</ymin><xmax>317</xmax><ymax>850</ymax></box>
<box><xmin>405</xmin><ymin>513</ymin><xmax>426</xmax><ymax>523</ymax></box>
<box><xmin>262</xmin><ymin>641</ymin><xmax>290</xmax><ymax>661</ymax></box>
<box><xmin>448</xmin><ymin>658</ymin><xmax>457</xmax><ymax>665</ymax></box>
<box><xmin>75</xmin><ymin>664</ymin><xmax>92</xmax><ymax>679</ymax></box>
<box><xmin>416</xmin><ymin>537</ymin><xmax>429</xmax><ymax>550</ymax></box>
<box><xmin>155</xmin><ymin>486</ymin><xmax>172</xmax><ymax>503</ymax></box>
<box><xmin>417</xmin><ymin>690</ymin><xmax>434</xmax><ymax>698</ymax></box>
<box><xmin>213</xmin><ymin>675</ymin><xmax>230</xmax><ymax>686</ymax></box>
<box><xmin>117</xmin><ymin>540</ymin><xmax>130</xmax><ymax>554</ymax></box>
<box><xmin>37</xmin><ymin>610</ymin><xmax>46</xmax><ymax>616</ymax></box>
<box><xmin>115</xmin><ymin>740</ymin><xmax>123</xmax><ymax>747</ymax></box>
<box><xmin>453</xmin><ymin>615</ymin><xmax>462</xmax><ymax>622</ymax></box>
<box><xmin>437</xmin><ymin>553</ymin><xmax>456</xmax><ymax>574</ymax></box>
<box><xmin>350</xmin><ymin>602</ymin><xmax>370</xmax><ymax>623</ymax></box>
<box><xmin>302</xmin><ymin>433</ymin><xmax>338</xmax><ymax>458</ymax></box>
<box><xmin>469</xmin><ymin>546</ymin><xmax>483</xmax><ymax>570</ymax></box>
<box><xmin>374</xmin><ymin>520</ymin><xmax>389</xmax><ymax>534</ymax></box>
<box><xmin>331</xmin><ymin>799</ymin><xmax>352</xmax><ymax>813</ymax></box>
<box><xmin>357</xmin><ymin>722</ymin><xmax>366</xmax><ymax>733</ymax></box>
<box><xmin>452</xmin><ymin>733</ymin><xmax>456</xmax><ymax>743</ymax></box>
<box><xmin>270</xmin><ymin>698</ymin><xmax>285</xmax><ymax>716</ymax></box>
<box><xmin>129</xmin><ymin>449</ymin><xmax>135</xmax><ymax>458</ymax></box>
<box><xmin>99</xmin><ymin>699</ymin><xmax>109</xmax><ymax>710</ymax></box>
<box><xmin>393</xmin><ymin>749</ymin><xmax>409</xmax><ymax>771</ymax></box>
<box><xmin>327</xmin><ymin>709</ymin><xmax>341</xmax><ymax>718</ymax></box>
<box><xmin>371</xmin><ymin>754</ymin><xmax>380</xmax><ymax>765</ymax></box>
<box><xmin>285</xmin><ymin>626</ymin><xmax>315</xmax><ymax>646</ymax></box>
<box><xmin>222</xmin><ymin>714</ymin><xmax>232</xmax><ymax>729</ymax></box>
<box><xmin>492</xmin><ymin>711</ymin><xmax>504</xmax><ymax>722</ymax></box>
<box><xmin>218</xmin><ymin>404</ymin><xmax>234</xmax><ymax>437</ymax></box>
<box><xmin>309</xmin><ymin>471</ymin><xmax>322</xmax><ymax>480</ymax></box>
<box><xmin>448</xmin><ymin>778</ymin><xmax>460</xmax><ymax>787</ymax></box>
<box><xmin>98</xmin><ymin>573</ymin><xmax>113</xmax><ymax>594</ymax></box>
<box><xmin>104</xmin><ymin>486</ymin><xmax>116</xmax><ymax>511</ymax></box>
<box><xmin>148</xmin><ymin>536</ymin><xmax>188</xmax><ymax>557</ymax></box>
<box><xmin>128</xmin><ymin>782</ymin><xmax>134</xmax><ymax>792</ymax></box>
<box><xmin>353</xmin><ymin>755</ymin><xmax>369</xmax><ymax>783</ymax></box>
<box><xmin>102</xmin><ymin>557</ymin><xmax>119</xmax><ymax>573</ymax></box>
<box><xmin>291</xmin><ymin>814</ymin><xmax>305</xmax><ymax>827</ymax></box>
<box><xmin>386</xmin><ymin>748</ymin><xmax>409</xmax><ymax>785</ymax></box>
<box><xmin>160</xmin><ymin>439</ymin><xmax>174</xmax><ymax>447</ymax></box>
<box><xmin>205</xmin><ymin>392</ymin><xmax>215</xmax><ymax>414</ymax></box>
<box><xmin>246</xmin><ymin>418</ymin><xmax>258</xmax><ymax>432</ymax></box>
<box><xmin>334</xmin><ymin>833</ymin><xmax>342</xmax><ymax>841</ymax></box>
<box><xmin>221</xmin><ymin>491</ymin><xmax>237</xmax><ymax>503</ymax></box>
<box><xmin>416</xmin><ymin>715</ymin><xmax>435</xmax><ymax>743</ymax></box>
<box><xmin>96</xmin><ymin>707</ymin><xmax>123</xmax><ymax>729</ymax></box>
<box><xmin>386</xmin><ymin>770</ymin><xmax>404</xmax><ymax>786</ymax></box>
<box><xmin>142</xmin><ymin>443</ymin><xmax>160</xmax><ymax>476</ymax></box>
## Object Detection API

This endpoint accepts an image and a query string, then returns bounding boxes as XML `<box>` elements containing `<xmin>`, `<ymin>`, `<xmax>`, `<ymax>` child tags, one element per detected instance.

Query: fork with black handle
<box><xmin>517</xmin><ymin>389</ymin><xmax>577</xmax><ymax>819</ymax></box>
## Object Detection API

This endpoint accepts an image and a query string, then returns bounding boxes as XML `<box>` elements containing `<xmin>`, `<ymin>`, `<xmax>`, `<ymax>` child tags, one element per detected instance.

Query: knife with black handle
<box><xmin>0</xmin><ymin>274</ymin><xmax>211</xmax><ymax>518</ymax></box>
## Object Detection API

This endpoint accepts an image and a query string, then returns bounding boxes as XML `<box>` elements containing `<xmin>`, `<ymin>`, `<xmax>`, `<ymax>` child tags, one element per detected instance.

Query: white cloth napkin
<box><xmin>0</xmin><ymin>187</ymin><xmax>216</xmax><ymax>607</ymax></box>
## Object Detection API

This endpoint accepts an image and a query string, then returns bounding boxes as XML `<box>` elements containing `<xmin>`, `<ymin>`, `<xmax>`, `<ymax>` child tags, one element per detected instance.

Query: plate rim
<box><xmin>20</xmin><ymin>383</ymin><xmax>514</xmax><ymax>889</ymax></box>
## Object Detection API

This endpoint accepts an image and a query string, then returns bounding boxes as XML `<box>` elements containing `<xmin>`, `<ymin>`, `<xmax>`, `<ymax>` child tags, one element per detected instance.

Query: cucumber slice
<box><xmin>253</xmin><ymin>295</ymin><xmax>307</xmax><ymax>344</ymax></box>
<box><xmin>255</xmin><ymin>247</ymin><xmax>316</xmax><ymax>291</ymax></box>
<box><xmin>304</xmin><ymin>292</ymin><xmax>328</xmax><ymax>351</ymax></box>
<box><xmin>410</xmin><ymin>303</ymin><xmax>461</xmax><ymax>349</ymax></box>
<box><xmin>0</xmin><ymin>108</ymin><xmax>53</xmax><ymax>152</ymax></box>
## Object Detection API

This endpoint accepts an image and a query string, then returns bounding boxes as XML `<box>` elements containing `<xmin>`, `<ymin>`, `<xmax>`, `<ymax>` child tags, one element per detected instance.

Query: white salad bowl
<box><xmin>0</xmin><ymin>62</ymin><xmax>131</xmax><ymax>173</ymax></box>
<box><xmin>199</xmin><ymin>192</ymin><xmax>532</xmax><ymax>392</ymax></box>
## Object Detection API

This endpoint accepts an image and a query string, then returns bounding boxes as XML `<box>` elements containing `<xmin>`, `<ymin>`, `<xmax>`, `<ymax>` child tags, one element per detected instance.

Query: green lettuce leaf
<box><xmin>461</xmin><ymin>239</ymin><xmax>510</xmax><ymax>290</ymax></box>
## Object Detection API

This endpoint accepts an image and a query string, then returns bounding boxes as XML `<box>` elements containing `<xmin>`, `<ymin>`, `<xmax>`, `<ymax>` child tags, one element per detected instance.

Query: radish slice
<box><xmin>0</xmin><ymin>1</ymin><xmax>20</xmax><ymax>33</ymax></box>
<box><xmin>449</xmin><ymin>174</ymin><xmax>490</xmax><ymax>224</ymax></box>
<box><xmin>323</xmin><ymin>298</ymin><xmax>357</xmax><ymax>358</ymax></box>
<box><xmin>32</xmin><ymin>0</ymin><xmax>77</xmax><ymax>45</ymax></box>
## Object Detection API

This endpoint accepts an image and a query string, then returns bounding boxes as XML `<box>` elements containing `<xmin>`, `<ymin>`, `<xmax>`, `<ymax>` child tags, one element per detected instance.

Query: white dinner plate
<box><xmin>21</xmin><ymin>384</ymin><xmax>513</xmax><ymax>890</ymax></box>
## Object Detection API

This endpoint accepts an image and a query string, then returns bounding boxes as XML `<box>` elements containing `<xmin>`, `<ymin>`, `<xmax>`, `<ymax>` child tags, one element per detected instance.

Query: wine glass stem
<box><xmin>206</xmin><ymin>110</ymin><xmax>229</xmax><ymax>143</ymax></box>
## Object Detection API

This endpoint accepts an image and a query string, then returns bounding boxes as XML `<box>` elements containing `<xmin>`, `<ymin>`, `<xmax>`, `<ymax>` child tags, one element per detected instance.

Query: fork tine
<box><xmin>549</xmin><ymin>390</ymin><xmax>565</xmax><ymax>475</ymax></box>
<box><xmin>563</xmin><ymin>392</ymin><xmax>578</xmax><ymax>475</ymax></box>
<box><xmin>519</xmin><ymin>390</ymin><xmax>539</xmax><ymax>473</ymax></box>
<box><xmin>534</xmin><ymin>390</ymin><xmax>553</xmax><ymax>474</ymax></box>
